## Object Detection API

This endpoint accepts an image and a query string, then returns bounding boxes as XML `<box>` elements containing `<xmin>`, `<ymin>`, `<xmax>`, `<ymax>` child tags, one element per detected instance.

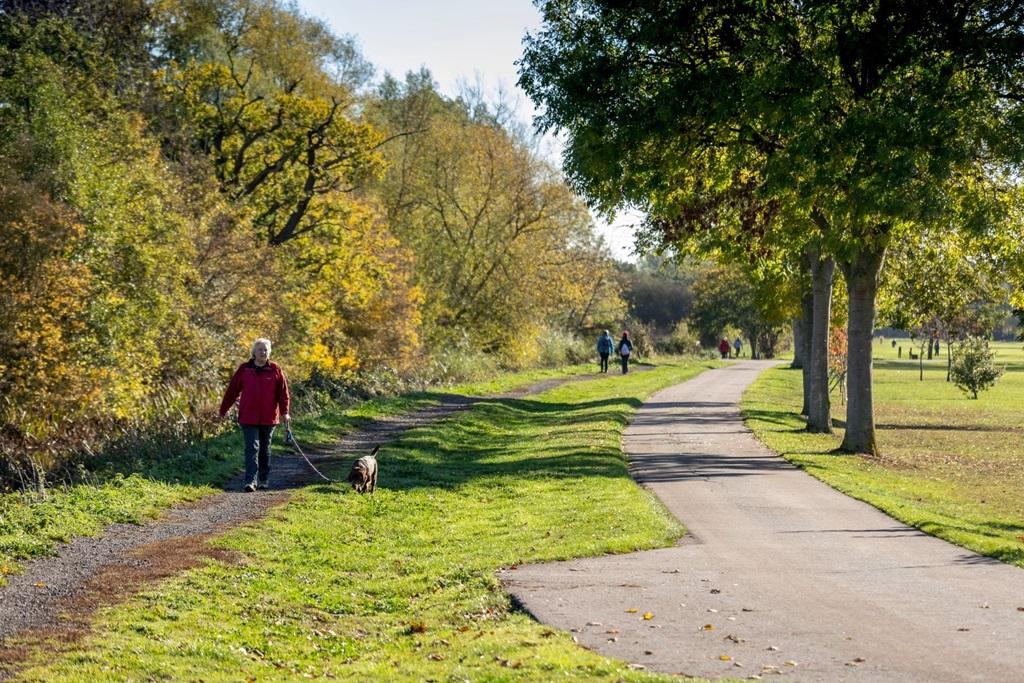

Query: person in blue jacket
<box><xmin>596</xmin><ymin>330</ymin><xmax>614</xmax><ymax>373</ymax></box>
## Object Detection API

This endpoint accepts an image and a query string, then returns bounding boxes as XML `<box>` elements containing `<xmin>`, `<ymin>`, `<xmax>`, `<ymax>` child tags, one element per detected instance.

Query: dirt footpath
<box><xmin>501</xmin><ymin>361</ymin><xmax>1024</xmax><ymax>682</ymax></box>
<box><xmin>0</xmin><ymin>370</ymin><xmax>618</xmax><ymax>674</ymax></box>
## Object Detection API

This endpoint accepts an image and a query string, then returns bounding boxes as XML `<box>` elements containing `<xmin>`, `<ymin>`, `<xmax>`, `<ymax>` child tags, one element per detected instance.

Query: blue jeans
<box><xmin>240</xmin><ymin>424</ymin><xmax>275</xmax><ymax>486</ymax></box>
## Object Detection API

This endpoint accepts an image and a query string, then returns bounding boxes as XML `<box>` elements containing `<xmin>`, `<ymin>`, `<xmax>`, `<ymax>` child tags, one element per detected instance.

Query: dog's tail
<box><xmin>370</xmin><ymin>445</ymin><xmax>380</xmax><ymax>457</ymax></box>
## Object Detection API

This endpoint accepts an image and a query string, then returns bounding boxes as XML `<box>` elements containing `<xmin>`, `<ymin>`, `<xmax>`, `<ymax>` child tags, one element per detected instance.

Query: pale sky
<box><xmin>296</xmin><ymin>0</ymin><xmax>641</xmax><ymax>261</ymax></box>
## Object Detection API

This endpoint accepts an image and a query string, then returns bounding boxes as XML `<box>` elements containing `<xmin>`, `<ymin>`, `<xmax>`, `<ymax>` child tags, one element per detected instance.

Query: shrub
<box><xmin>622</xmin><ymin>319</ymin><xmax>653</xmax><ymax>358</ymax></box>
<box><xmin>534</xmin><ymin>328</ymin><xmax>591</xmax><ymax>367</ymax></box>
<box><xmin>660</xmin><ymin>321</ymin><xmax>702</xmax><ymax>355</ymax></box>
<box><xmin>950</xmin><ymin>337</ymin><xmax>1003</xmax><ymax>399</ymax></box>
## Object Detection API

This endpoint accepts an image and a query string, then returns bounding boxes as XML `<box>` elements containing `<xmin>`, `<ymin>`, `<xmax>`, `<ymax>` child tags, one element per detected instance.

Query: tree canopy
<box><xmin>520</xmin><ymin>0</ymin><xmax>1024</xmax><ymax>454</ymax></box>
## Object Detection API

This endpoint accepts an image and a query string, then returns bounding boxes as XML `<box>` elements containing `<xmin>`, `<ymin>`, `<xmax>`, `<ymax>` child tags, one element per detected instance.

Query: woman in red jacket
<box><xmin>219</xmin><ymin>338</ymin><xmax>291</xmax><ymax>492</ymax></box>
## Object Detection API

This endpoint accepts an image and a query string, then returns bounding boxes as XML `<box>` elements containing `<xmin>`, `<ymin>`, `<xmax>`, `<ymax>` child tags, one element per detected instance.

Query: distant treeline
<box><xmin>0</xmin><ymin>0</ymin><xmax>625</xmax><ymax>476</ymax></box>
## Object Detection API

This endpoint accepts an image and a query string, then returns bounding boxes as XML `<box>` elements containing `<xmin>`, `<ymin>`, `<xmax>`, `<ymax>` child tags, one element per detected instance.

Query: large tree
<box><xmin>520</xmin><ymin>0</ymin><xmax>1024</xmax><ymax>454</ymax></box>
<box><xmin>369</xmin><ymin>72</ymin><xmax>623</xmax><ymax>357</ymax></box>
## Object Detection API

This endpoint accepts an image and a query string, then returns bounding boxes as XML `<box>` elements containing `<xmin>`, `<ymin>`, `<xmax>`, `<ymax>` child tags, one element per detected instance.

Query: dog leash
<box><xmin>285</xmin><ymin>428</ymin><xmax>335</xmax><ymax>483</ymax></box>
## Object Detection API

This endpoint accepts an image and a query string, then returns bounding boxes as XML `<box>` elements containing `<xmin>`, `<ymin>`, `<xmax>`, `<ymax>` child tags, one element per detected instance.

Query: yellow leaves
<box><xmin>642</xmin><ymin>612</ymin><xmax>654</xmax><ymax>620</ymax></box>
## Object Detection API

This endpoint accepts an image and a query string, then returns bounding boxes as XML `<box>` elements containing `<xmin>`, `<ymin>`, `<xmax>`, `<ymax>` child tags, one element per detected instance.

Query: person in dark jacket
<box><xmin>596</xmin><ymin>330</ymin><xmax>614</xmax><ymax>373</ymax></box>
<box><xmin>219</xmin><ymin>338</ymin><xmax>291</xmax><ymax>492</ymax></box>
<box><xmin>617</xmin><ymin>331</ymin><xmax>633</xmax><ymax>374</ymax></box>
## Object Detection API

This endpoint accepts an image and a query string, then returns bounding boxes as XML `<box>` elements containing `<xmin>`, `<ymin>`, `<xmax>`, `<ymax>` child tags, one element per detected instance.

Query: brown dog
<box><xmin>347</xmin><ymin>445</ymin><xmax>379</xmax><ymax>493</ymax></box>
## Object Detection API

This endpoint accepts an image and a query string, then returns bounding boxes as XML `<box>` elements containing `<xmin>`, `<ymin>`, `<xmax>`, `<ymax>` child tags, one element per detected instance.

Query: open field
<box><xmin>8</xmin><ymin>361</ymin><xmax>727</xmax><ymax>682</ymax></box>
<box><xmin>743</xmin><ymin>339</ymin><xmax>1024</xmax><ymax>567</ymax></box>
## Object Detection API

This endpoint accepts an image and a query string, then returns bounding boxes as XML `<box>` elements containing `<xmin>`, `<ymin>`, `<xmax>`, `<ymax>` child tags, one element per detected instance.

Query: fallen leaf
<box><xmin>710</xmin><ymin>589</ymin><xmax>721</xmax><ymax>594</ymax></box>
<box><xmin>785</xmin><ymin>660</ymin><xmax>798</xmax><ymax>667</ymax></box>
<box><xmin>427</xmin><ymin>653</ymin><xmax>445</xmax><ymax>661</ymax></box>
<box><xmin>766</xmin><ymin>645</ymin><xmax>778</xmax><ymax>651</ymax></box>
<box><xmin>645</xmin><ymin>650</ymin><xmax>654</xmax><ymax>655</ymax></box>
<box><xmin>854</xmin><ymin>657</ymin><xmax>866</xmax><ymax>663</ymax></box>
<box><xmin>702</xmin><ymin>624</ymin><xmax>715</xmax><ymax>631</ymax></box>
<box><xmin>625</xmin><ymin>608</ymin><xmax>639</xmax><ymax>614</ymax></box>
<box><xmin>33</xmin><ymin>581</ymin><xmax>46</xmax><ymax>588</ymax></box>
<box><xmin>719</xmin><ymin>654</ymin><xmax>732</xmax><ymax>661</ymax></box>
<box><xmin>605</xmin><ymin>629</ymin><xmax>620</xmax><ymax>634</ymax></box>
<box><xmin>642</xmin><ymin>612</ymin><xmax>654</xmax><ymax>620</ymax></box>
<box><xmin>1018</xmin><ymin>607</ymin><xmax>1024</xmax><ymax>612</ymax></box>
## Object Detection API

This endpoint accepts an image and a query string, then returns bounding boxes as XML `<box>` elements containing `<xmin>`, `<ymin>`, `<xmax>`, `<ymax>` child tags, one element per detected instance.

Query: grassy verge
<box><xmin>0</xmin><ymin>364</ymin><xmax>598</xmax><ymax>583</ymax></box>
<box><xmin>13</xmin><ymin>360</ymin><xmax>718</xmax><ymax>682</ymax></box>
<box><xmin>742</xmin><ymin>345</ymin><xmax>1024</xmax><ymax>568</ymax></box>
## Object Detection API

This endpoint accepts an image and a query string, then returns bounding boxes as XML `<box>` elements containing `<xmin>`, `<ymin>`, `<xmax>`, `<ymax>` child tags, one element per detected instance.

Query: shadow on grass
<box><xmin>875</xmin><ymin>422</ymin><xmax>1023</xmax><ymax>433</ymax></box>
<box><xmin>743</xmin><ymin>407</ymin><xmax>802</xmax><ymax>429</ymax></box>
<box><xmin>297</xmin><ymin>392</ymin><xmax>789</xmax><ymax>494</ymax></box>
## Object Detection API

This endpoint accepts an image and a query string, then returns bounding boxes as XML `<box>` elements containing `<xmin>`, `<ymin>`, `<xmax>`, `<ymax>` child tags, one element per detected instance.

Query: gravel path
<box><xmin>0</xmin><ymin>371</ymin><xmax>616</xmax><ymax>659</ymax></box>
<box><xmin>501</xmin><ymin>361</ymin><xmax>1024</xmax><ymax>682</ymax></box>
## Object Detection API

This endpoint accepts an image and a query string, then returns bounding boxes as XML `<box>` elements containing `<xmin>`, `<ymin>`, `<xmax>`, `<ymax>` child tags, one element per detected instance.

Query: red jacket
<box><xmin>219</xmin><ymin>360</ymin><xmax>290</xmax><ymax>425</ymax></box>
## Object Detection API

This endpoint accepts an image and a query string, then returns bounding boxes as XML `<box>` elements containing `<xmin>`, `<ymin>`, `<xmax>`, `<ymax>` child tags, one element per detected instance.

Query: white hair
<box><xmin>251</xmin><ymin>337</ymin><xmax>272</xmax><ymax>356</ymax></box>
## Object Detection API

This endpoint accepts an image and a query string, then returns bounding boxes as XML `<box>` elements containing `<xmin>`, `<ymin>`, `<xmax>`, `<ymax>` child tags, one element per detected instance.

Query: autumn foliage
<box><xmin>0</xmin><ymin>1</ymin><xmax>624</xmax><ymax>483</ymax></box>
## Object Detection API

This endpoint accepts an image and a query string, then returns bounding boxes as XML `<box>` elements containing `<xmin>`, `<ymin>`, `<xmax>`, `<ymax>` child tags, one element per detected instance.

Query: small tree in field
<box><xmin>828</xmin><ymin>327</ymin><xmax>848</xmax><ymax>404</ymax></box>
<box><xmin>950</xmin><ymin>338</ymin><xmax>1003</xmax><ymax>399</ymax></box>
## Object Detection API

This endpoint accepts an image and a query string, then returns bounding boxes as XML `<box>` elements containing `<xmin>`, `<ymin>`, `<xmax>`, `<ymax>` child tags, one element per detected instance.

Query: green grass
<box><xmin>10</xmin><ymin>361</ymin><xmax>720</xmax><ymax>682</ymax></box>
<box><xmin>742</xmin><ymin>339</ymin><xmax>1024</xmax><ymax>568</ymax></box>
<box><xmin>0</xmin><ymin>364</ymin><xmax>598</xmax><ymax>584</ymax></box>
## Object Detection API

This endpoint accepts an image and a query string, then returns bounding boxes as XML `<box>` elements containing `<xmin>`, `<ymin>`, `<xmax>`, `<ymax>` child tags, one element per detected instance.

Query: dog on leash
<box><xmin>347</xmin><ymin>445</ymin><xmax>380</xmax><ymax>493</ymax></box>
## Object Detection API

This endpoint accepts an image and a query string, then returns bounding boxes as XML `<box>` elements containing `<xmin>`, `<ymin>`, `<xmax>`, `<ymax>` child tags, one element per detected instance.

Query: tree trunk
<box><xmin>946</xmin><ymin>337</ymin><xmax>953</xmax><ymax>381</ymax></box>
<box><xmin>807</xmin><ymin>249</ymin><xmax>835</xmax><ymax>433</ymax></box>
<box><xmin>795</xmin><ymin>286</ymin><xmax>814</xmax><ymax>416</ymax></box>
<box><xmin>839</xmin><ymin>247</ymin><xmax>886</xmax><ymax>455</ymax></box>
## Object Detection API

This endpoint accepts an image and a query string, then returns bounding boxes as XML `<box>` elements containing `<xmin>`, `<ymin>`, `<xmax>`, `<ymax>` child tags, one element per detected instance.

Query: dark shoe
<box><xmin>257</xmin><ymin>481</ymin><xmax>269</xmax><ymax>490</ymax></box>
<box><xmin>243</xmin><ymin>483</ymin><xmax>256</xmax><ymax>493</ymax></box>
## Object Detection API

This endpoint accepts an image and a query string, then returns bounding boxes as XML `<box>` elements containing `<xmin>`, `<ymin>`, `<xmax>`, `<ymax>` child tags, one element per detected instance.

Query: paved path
<box><xmin>501</xmin><ymin>361</ymin><xmax>1024</xmax><ymax>682</ymax></box>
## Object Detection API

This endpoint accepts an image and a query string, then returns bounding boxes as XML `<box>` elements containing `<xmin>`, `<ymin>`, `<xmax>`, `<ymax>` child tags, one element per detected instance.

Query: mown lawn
<box><xmin>743</xmin><ymin>339</ymin><xmax>1024</xmax><ymax>568</ymax></box>
<box><xmin>12</xmin><ymin>361</ymin><xmax>724</xmax><ymax>682</ymax></box>
<box><xmin>0</xmin><ymin>364</ymin><xmax>600</xmax><ymax>584</ymax></box>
